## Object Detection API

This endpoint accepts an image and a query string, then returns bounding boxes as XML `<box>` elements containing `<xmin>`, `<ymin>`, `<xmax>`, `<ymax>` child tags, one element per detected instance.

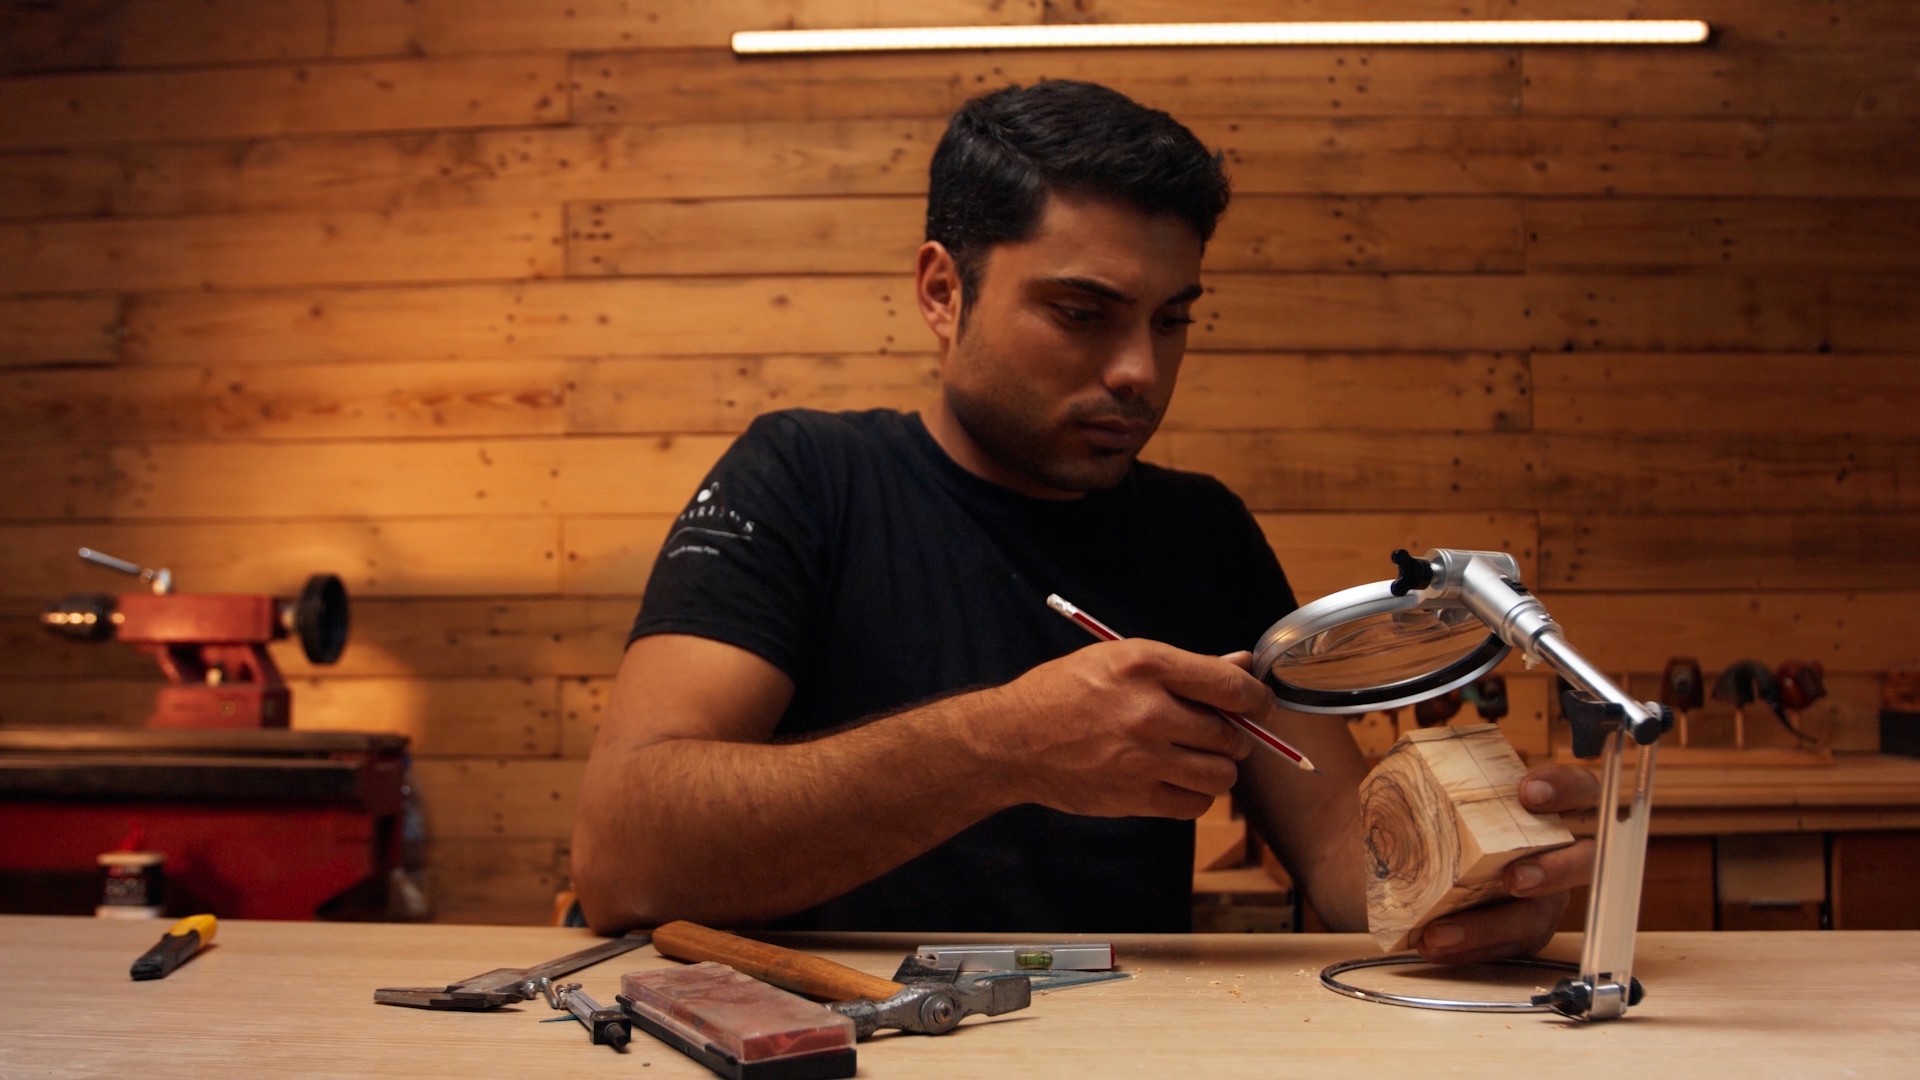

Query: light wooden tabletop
<box><xmin>3</xmin><ymin>916</ymin><xmax>1914</xmax><ymax>1078</ymax></box>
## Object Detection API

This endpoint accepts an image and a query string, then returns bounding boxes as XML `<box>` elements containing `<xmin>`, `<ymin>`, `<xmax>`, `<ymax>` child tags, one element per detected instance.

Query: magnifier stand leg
<box><xmin>1533</xmin><ymin>731</ymin><xmax>1657</xmax><ymax>1021</ymax></box>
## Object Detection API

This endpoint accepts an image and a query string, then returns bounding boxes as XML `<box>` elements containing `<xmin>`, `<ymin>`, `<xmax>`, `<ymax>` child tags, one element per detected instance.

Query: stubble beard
<box><xmin>943</xmin><ymin>380</ymin><xmax>1144</xmax><ymax>496</ymax></box>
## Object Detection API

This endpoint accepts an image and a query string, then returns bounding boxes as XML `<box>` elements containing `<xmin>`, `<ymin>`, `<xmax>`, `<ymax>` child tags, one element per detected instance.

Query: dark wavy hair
<box><xmin>925</xmin><ymin>80</ymin><xmax>1231</xmax><ymax>322</ymax></box>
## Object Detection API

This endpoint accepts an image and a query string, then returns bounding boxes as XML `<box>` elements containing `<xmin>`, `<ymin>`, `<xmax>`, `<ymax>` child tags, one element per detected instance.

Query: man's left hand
<box><xmin>1415</xmin><ymin>764</ymin><xmax>1602</xmax><ymax>964</ymax></box>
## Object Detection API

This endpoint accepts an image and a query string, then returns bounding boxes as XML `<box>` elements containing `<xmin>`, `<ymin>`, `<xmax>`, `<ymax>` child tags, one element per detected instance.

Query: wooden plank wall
<box><xmin>2</xmin><ymin>0</ymin><xmax>1915</xmax><ymax>924</ymax></box>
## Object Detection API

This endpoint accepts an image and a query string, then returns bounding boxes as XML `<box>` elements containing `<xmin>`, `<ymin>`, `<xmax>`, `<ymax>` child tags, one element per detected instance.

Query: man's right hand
<box><xmin>978</xmin><ymin>639</ymin><xmax>1264</xmax><ymax>819</ymax></box>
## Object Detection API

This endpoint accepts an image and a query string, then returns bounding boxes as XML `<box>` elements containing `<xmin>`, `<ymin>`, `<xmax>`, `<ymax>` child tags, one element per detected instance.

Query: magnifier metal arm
<box><xmin>1397</xmin><ymin>549</ymin><xmax>1674</xmax><ymax>1021</ymax></box>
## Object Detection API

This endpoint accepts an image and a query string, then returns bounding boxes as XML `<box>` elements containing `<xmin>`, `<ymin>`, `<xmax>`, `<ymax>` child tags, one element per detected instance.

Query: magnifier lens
<box><xmin>1269</xmin><ymin>607</ymin><xmax>1488</xmax><ymax>692</ymax></box>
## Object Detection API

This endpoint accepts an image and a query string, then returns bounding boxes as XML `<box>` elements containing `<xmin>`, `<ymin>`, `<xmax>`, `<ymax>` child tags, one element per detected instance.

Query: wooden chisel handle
<box><xmin>652</xmin><ymin>920</ymin><xmax>902</xmax><ymax>1003</ymax></box>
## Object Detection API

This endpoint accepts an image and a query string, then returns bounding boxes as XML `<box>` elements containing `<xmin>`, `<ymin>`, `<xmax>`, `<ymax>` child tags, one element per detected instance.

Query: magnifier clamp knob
<box><xmin>1531</xmin><ymin>976</ymin><xmax>1645</xmax><ymax>1019</ymax></box>
<box><xmin>1388</xmin><ymin>549</ymin><xmax>1436</xmax><ymax>596</ymax></box>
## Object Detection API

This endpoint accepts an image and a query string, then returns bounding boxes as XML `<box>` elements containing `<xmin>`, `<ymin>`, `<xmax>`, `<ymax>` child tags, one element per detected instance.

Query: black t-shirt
<box><xmin>631</xmin><ymin>408</ymin><xmax>1297</xmax><ymax>932</ymax></box>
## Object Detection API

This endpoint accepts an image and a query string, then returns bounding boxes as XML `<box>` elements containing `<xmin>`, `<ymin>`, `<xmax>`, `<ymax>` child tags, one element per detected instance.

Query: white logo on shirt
<box><xmin>663</xmin><ymin>482</ymin><xmax>756</xmax><ymax>559</ymax></box>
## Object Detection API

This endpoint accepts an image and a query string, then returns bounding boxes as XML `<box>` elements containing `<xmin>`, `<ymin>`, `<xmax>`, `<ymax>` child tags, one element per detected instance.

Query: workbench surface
<box><xmin>4</xmin><ymin>917</ymin><xmax>1914</xmax><ymax>1078</ymax></box>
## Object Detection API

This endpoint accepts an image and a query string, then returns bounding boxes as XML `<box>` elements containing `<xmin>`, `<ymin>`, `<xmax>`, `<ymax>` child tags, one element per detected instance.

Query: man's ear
<box><xmin>915</xmin><ymin>241</ymin><xmax>963</xmax><ymax>346</ymax></box>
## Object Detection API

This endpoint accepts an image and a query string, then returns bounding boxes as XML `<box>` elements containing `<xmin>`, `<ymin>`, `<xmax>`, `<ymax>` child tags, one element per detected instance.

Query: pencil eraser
<box><xmin>621</xmin><ymin>962</ymin><xmax>855</xmax><ymax>1080</ymax></box>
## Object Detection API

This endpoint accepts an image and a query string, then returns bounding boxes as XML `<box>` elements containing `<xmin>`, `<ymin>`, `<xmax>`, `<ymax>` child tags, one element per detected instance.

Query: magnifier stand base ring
<box><xmin>1319</xmin><ymin>954</ymin><xmax>1582</xmax><ymax>1014</ymax></box>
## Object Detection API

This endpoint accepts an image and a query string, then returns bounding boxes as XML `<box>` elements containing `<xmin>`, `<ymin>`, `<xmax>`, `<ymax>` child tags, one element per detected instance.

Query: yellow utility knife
<box><xmin>130</xmin><ymin>914</ymin><xmax>217</xmax><ymax>981</ymax></box>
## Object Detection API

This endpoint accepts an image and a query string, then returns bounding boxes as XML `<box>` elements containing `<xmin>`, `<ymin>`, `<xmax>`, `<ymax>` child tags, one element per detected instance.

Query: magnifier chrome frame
<box><xmin>1320</xmin><ymin>954</ymin><xmax>1579</xmax><ymax>1013</ymax></box>
<box><xmin>1256</xmin><ymin>548</ymin><xmax>1670</xmax><ymax>1023</ymax></box>
<box><xmin>1250</xmin><ymin>581</ymin><xmax>1509</xmax><ymax>713</ymax></box>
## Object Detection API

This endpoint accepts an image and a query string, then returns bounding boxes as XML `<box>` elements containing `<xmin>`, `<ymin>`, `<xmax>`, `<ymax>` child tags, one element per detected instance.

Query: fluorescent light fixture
<box><xmin>733</xmin><ymin>20</ymin><xmax>1711</xmax><ymax>55</ymax></box>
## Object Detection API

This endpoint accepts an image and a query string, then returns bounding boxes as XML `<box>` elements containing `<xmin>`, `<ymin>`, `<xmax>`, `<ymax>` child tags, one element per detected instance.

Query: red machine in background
<box><xmin>1</xmin><ymin>550</ymin><xmax>411</xmax><ymax>921</ymax></box>
<box><xmin>41</xmin><ymin>547</ymin><xmax>348</xmax><ymax>729</ymax></box>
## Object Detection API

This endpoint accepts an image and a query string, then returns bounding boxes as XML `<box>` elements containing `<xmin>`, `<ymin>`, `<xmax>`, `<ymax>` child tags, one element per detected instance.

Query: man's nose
<box><xmin>1101</xmin><ymin>325</ymin><xmax>1157</xmax><ymax>398</ymax></box>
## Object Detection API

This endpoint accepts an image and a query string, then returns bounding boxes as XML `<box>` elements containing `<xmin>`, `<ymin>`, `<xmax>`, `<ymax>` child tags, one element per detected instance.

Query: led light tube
<box><xmin>733</xmin><ymin>20</ymin><xmax>1711</xmax><ymax>55</ymax></box>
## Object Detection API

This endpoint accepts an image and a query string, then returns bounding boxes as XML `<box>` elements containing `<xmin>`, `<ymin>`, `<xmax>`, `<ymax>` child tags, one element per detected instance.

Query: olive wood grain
<box><xmin>1360</xmin><ymin>723</ymin><xmax>1575</xmax><ymax>951</ymax></box>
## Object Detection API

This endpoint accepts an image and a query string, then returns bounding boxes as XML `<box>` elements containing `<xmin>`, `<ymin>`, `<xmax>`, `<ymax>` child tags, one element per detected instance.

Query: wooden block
<box><xmin>0</xmin><ymin>359</ymin><xmax>571</xmax><ymax>443</ymax></box>
<box><xmin>0</xmin><ymin>207</ymin><xmax>563</xmax><ymax>294</ymax></box>
<box><xmin>0</xmin><ymin>297</ymin><xmax>119</xmax><ymax>367</ymax></box>
<box><xmin>122</xmin><ymin>278</ymin><xmax>916</xmax><ymax>365</ymax></box>
<box><xmin>0</xmin><ymin>55</ymin><xmax>569</xmax><ymax>149</ymax></box>
<box><xmin>1359</xmin><ymin>723</ymin><xmax>1575</xmax><ymax>951</ymax></box>
<box><xmin>332</xmin><ymin>0</ymin><xmax>1041</xmax><ymax>55</ymax></box>
<box><xmin>1538</xmin><ymin>512</ymin><xmax>1920</xmax><ymax>592</ymax></box>
<box><xmin>565</xmin><ymin>354</ymin><xmax>938</xmax><ymax>435</ymax></box>
<box><xmin>1533</xmin><ymin>353</ymin><xmax>1920</xmax><ymax>437</ymax></box>
<box><xmin>1831</xmin><ymin>830</ymin><xmax>1920</xmax><ymax>930</ymax></box>
<box><xmin>571</xmin><ymin>45</ymin><xmax>1520</xmax><ymax>124</ymax></box>
<box><xmin>0</xmin><ymin>517</ymin><xmax>561</xmax><ymax>598</ymax></box>
<box><xmin>1165</xmin><ymin>430</ymin><xmax>1920</xmax><ymax>515</ymax></box>
<box><xmin>1167</xmin><ymin>353</ymin><xmax>1529</xmax><ymax>433</ymax></box>
<box><xmin>1251</xmin><ymin>510</ymin><xmax>1537</xmax><ymax>603</ymax></box>
<box><xmin>1526</xmin><ymin>200</ymin><xmax>1920</xmax><ymax>272</ymax></box>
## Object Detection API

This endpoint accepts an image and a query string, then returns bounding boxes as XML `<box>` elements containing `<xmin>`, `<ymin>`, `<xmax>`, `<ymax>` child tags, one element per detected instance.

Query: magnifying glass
<box><xmin>1250</xmin><ymin>579</ymin><xmax>1507</xmax><ymax>715</ymax></box>
<box><xmin>1249</xmin><ymin>548</ymin><xmax>1672</xmax><ymax>1023</ymax></box>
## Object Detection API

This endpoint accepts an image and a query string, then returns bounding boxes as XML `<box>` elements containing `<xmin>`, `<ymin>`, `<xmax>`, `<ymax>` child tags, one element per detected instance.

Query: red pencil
<box><xmin>1045</xmin><ymin>593</ymin><xmax>1320</xmax><ymax>774</ymax></box>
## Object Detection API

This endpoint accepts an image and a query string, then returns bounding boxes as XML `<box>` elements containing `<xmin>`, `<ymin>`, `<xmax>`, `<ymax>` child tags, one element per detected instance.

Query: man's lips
<box><xmin>1075</xmin><ymin>417</ymin><xmax>1154</xmax><ymax>450</ymax></box>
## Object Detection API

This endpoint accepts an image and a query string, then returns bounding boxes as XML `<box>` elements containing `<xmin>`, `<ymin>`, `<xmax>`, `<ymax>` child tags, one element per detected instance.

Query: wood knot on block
<box><xmin>1359</xmin><ymin>723</ymin><xmax>1574</xmax><ymax>953</ymax></box>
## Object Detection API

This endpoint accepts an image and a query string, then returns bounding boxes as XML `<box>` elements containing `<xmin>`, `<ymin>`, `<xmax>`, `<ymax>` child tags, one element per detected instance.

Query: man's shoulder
<box><xmin>737</xmin><ymin>405</ymin><xmax>910</xmax><ymax>440</ymax></box>
<box><xmin>740</xmin><ymin>407</ymin><xmax>916</xmax><ymax>454</ymax></box>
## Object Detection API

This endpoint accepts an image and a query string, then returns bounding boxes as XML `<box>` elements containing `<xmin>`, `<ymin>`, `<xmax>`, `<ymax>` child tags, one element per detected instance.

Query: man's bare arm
<box><xmin>1229</xmin><ymin>673</ymin><xmax>1371</xmax><ymax>932</ymax></box>
<box><xmin>571</xmin><ymin>633</ymin><xmax>1273</xmax><ymax>934</ymax></box>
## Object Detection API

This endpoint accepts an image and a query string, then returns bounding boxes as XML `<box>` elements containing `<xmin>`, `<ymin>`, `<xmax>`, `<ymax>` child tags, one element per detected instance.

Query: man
<box><xmin>572</xmin><ymin>80</ymin><xmax>1595</xmax><ymax>962</ymax></box>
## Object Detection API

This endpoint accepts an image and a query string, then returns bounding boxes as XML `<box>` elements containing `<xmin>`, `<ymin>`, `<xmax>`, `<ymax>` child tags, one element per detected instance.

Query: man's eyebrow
<box><xmin>1039</xmin><ymin>277</ymin><xmax>1205</xmax><ymax>307</ymax></box>
<box><xmin>1162</xmin><ymin>283</ymin><xmax>1204</xmax><ymax>307</ymax></box>
<box><xmin>1040</xmin><ymin>276</ymin><xmax>1132</xmax><ymax>303</ymax></box>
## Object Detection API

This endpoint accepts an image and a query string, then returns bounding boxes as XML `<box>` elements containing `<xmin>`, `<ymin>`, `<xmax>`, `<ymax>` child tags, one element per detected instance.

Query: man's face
<box><xmin>918</xmin><ymin>193</ymin><xmax>1205</xmax><ymax>499</ymax></box>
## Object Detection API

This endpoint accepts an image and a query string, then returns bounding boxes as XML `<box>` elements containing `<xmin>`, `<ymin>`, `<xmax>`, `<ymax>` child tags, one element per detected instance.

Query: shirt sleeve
<box><xmin>627</xmin><ymin>411</ymin><xmax>835</xmax><ymax>682</ymax></box>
